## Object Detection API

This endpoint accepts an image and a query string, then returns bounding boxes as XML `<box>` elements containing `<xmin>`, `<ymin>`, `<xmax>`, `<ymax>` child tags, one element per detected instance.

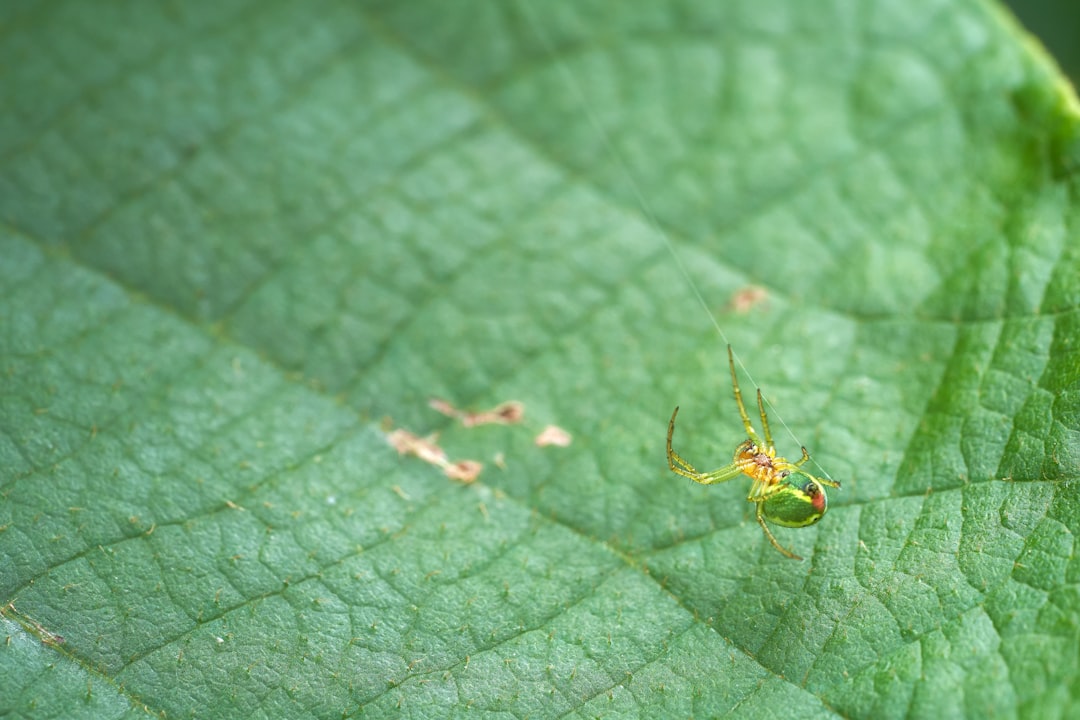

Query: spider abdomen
<box><xmin>762</xmin><ymin>471</ymin><xmax>828</xmax><ymax>528</ymax></box>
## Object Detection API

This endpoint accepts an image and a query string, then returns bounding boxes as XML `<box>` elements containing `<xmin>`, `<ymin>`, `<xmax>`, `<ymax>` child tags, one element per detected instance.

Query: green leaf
<box><xmin>2</xmin><ymin>1</ymin><xmax>1079</xmax><ymax>718</ymax></box>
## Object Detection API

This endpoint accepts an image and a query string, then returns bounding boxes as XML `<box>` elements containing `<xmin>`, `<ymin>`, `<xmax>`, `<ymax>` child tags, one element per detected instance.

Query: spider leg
<box><xmin>755</xmin><ymin>503</ymin><xmax>803</xmax><ymax>560</ymax></box>
<box><xmin>794</xmin><ymin>446</ymin><xmax>810</xmax><ymax>467</ymax></box>
<box><xmin>818</xmin><ymin>473</ymin><xmax>842</xmax><ymax>489</ymax></box>
<box><xmin>668</xmin><ymin>407</ymin><xmax>744</xmax><ymax>485</ymax></box>
<box><xmin>666</xmin><ymin>407</ymin><xmax>698</xmax><ymax>476</ymax></box>
<box><xmin>696</xmin><ymin>462</ymin><xmax>745</xmax><ymax>485</ymax></box>
<box><xmin>794</xmin><ymin>446</ymin><xmax>842</xmax><ymax>488</ymax></box>
<box><xmin>746</xmin><ymin>476</ymin><xmax>786</xmax><ymax>502</ymax></box>
<box><xmin>727</xmin><ymin>345</ymin><xmax>761</xmax><ymax>445</ymax></box>
<box><xmin>756</xmin><ymin>388</ymin><xmax>775</xmax><ymax>449</ymax></box>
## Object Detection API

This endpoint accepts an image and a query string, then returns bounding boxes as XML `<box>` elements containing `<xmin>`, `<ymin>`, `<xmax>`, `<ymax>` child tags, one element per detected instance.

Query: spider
<box><xmin>667</xmin><ymin>345</ymin><xmax>840</xmax><ymax>560</ymax></box>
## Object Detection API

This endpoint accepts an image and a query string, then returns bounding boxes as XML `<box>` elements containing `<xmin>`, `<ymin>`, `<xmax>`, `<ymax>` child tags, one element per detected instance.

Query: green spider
<box><xmin>666</xmin><ymin>345</ymin><xmax>840</xmax><ymax>560</ymax></box>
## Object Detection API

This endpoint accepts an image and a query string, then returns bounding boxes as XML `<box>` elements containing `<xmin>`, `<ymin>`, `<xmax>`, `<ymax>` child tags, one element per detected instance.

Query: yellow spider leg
<box><xmin>756</xmin><ymin>389</ymin><xmax>775</xmax><ymax>450</ymax></box>
<box><xmin>667</xmin><ymin>406</ymin><xmax>704</xmax><ymax>479</ymax></box>
<box><xmin>794</xmin><ymin>446</ymin><xmax>842</xmax><ymax>489</ymax></box>
<box><xmin>794</xmin><ymin>446</ymin><xmax>810</xmax><ymax>466</ymax></box>
<box><xmin>746</xmin><ymin>475</ymin><xmax>788</xmax><ymax>502</ymax></box>
<box><xmin>818</xmin><ymin>470</ymin><xmax>842</xmax><ymax>489</ymax></box>
<box><xmin>727</xmin><ymin>345</ymin><xmax>761</xmax><ymax>445</ymax></box>
<box><xmin>668</xmin><ymin>407</ymin><xmax>744</xmax><ymax>485</ymax></box>
<box><xmin>755</xmin><ymin>503</ymin><xmax>803</xmax><ymax>560</ymax></box>
<box><xmin>745</xmin><ymin>476</ymin><xmax>768</xmax><ymax>502</ymax></box>
<box><xmin>696</xmin><ymin>463</ymin><xmax>745</xmax><ymax>485</ymax></box>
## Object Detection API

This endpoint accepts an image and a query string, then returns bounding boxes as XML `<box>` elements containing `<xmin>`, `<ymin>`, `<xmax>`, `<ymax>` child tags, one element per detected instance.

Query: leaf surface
<box><xmin>2</xmin><ymin>1</ymin><xmax>1079</xmax><ymax>718</ymax></box>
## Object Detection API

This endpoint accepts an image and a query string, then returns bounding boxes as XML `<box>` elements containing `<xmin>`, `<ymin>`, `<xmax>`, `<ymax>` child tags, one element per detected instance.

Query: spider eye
<box><xmin>780</xmin><ymin>470</ymin><xmax>790</xmax><ymax>478</ymax></box>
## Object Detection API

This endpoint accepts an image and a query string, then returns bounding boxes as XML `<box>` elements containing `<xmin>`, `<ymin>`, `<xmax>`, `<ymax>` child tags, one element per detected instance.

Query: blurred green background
<box><xmin>1007</xmin><ymin>0</ymin><xmax>1080</xmax><ymax>84</ymax></box>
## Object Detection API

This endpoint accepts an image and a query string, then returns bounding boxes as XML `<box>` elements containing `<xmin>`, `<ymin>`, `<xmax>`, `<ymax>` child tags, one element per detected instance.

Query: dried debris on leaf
<box><xmin>429</xmin><ymin>398</ymin><xmax>525</xmax><ymax>427</ymax></box>
<box><xmin>535</xmin><ymin>425</ymin><xmax>572</xmax><ymax>448</ymax></box>
<box><xmin>725</xmin><ymin>285</ymin><xmax>768</xmax><ymax>313</ymax></box>
<box><xmin>387</xmin><ymin>429</ymin><xmax>482</xmax><ymax>483</ymax></box>
<box><xmin>444</xmin><ymin>459</ymin><xmax>483</xmax><ymax>482</ymax></box>
<box><xmin>388</xmin><ymin>397</ymin><xmax>570</xmax><ymax>483</ymax></box>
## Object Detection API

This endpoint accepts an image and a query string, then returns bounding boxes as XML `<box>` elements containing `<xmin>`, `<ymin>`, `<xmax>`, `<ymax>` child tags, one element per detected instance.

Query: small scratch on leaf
<box><xmin>3</xmin><ymin>603</ymin><xmax>66</xmax><ymax>647</ymax></box>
